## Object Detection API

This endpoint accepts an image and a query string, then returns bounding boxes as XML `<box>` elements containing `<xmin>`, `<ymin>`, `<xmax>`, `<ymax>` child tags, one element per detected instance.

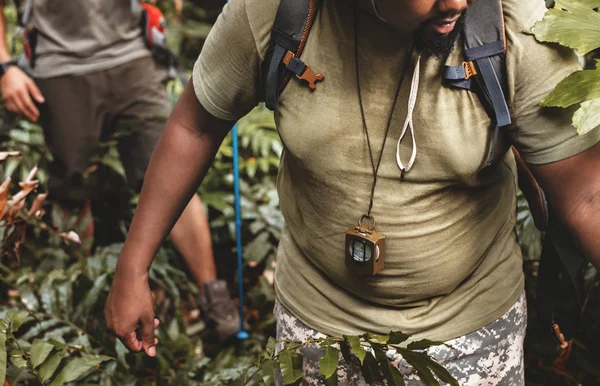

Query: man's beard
<box><xmin>414</xmin><ymin>16</ymin><xmax>464</xmax><ymax>60</ymax></box>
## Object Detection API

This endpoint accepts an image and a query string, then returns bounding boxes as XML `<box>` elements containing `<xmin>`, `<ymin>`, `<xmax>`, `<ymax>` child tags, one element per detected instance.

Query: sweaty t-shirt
<box><xmin>192</xmin><ymin>0</ymin><xmax>600</xmax><ymax>341</ymax></box>
<box><xmin>28</xmin><ymin>0</ymin><xmax>150</xmax><ymax>78</ymax></box>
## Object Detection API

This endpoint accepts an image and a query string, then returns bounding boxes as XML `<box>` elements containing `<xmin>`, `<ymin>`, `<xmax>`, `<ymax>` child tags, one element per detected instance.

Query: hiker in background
<box><xmin>0</xmin><ymin>0</ymin><xmax>242</xmax><ymax>342</ymax></box>
<box><xmin>105</xmin><ymin>0</ymin><xmax>600</xmax><ymax>383</ymax></box>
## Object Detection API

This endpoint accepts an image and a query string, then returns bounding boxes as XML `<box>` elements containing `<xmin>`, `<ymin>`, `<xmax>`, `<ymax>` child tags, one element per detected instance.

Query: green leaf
<box><xmin>39</xmin><ymin>350</ymin><xmax>67</xmax><ymax>383</ymax></box>
<box><xmin>388</xmin><ymin>331</ymin><xmax>410</xmax><ymax>345</ymax></box>
<box><xmin>530</xmin><ymin>0</ymin><xmax>600</xmax><ymax>55</ymax></box>
<box><xmin>426</xmin><ymin>358</ymin><xmax>459</xmax><ymax>386</ymax></box>
<box><xmin>7</xmin><ymin>310</ymin><xmax>30</xmax><ymax>332</ymax></box>
<box><xmin>344</xmin><ymin>335</ymin><xmax>367</xmax><ymax>365</ymax></box>
<box><xmin>339</xmin><ymin>341</ymin><xmax>353</xmax><ymax>364</ymax></box>
<box><xmin>406</xmin><ymin>339</ymin><xmax>445</xmax><ymax>351</ymax></box>
<box><xmin>367</xmin><ymin>333</ymin><xmax>390</xmax><ymax>344</ymax></box>
<box><xmin>0</xmin><ymin>322</ymin><xmax>7</xmax><ymax>386</ymax></box>
<box><xmin>541</xmin><ymin>66</ymin><xmax>600</xmax><ymax>108</ymax></box>
<box><xmin>49</xmin><ymin>354</ymin><xmax>112</xmax><ymax>386</ymax></box>
<box><xmin>9</xmin><ymin>350</ymin><xmax>27</xmax><ymax>368</ymax></box>
<box><xmin>266</xmin><ymin>336</ymin><xmax>277</xmax><ymax>357</ymax></box>
<box><xmin>319</xmin><ymin>346</ymin><xmax>339</xmax><ymax>380</ymax></box>
<box><xmin>389</xmin><ymin>366</ymin><xmax>407</xmax><ymax>386</ymax></box>
<box><xmin>399</xmin><ymin>350</ymin><xmax>439</xmax><ymax>386</ymax></box>
<box><xmin>360</xmin><ymin>352</ymin><xmax>384</xmax><ymax>383</ymax></box>
<box><xmin>278</xmin><ymin>349</ymin><xmax>303</xmax><ymax>385</ymax></box>
<box><xmin>30</xmin><ymin>339</ymin><xmax>55</xmax><ymax>368</ymax></box>
<box><xmin>372</xmin><ymin>344</ymin><xmax>398</xmax><ymax>386</ymax></box>
<box><xmin>261</xmin><ymin>359</ymin><xmax>278</xmax><ymax>386</ymax></box>
<box><xmin>572</xmin><ymin>99</ymin><xmax>600</xmax><ymax>135</ymax></box>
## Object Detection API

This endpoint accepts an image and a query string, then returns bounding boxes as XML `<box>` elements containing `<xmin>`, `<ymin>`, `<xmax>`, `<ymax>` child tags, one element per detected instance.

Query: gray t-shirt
<box><xmin>28</xmin><ymin>0</ymin><xmax>150</xmax><ymax>78</ymax></box>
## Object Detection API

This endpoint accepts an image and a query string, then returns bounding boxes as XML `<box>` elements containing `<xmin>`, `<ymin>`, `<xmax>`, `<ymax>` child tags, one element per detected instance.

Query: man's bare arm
<box><xmin>104</xmin><ymin>80</ymin><xmax>234</xmax><ymax>357</ymax></box>
<box><xmin>0</xmin><ymin>1</ymin><xmax>44</xmax><ymax>122</ymax></box>
<box><xmin>531</xmin><ymin>141</ymin><xmax>600</xmax><ymax>270</ymax></box>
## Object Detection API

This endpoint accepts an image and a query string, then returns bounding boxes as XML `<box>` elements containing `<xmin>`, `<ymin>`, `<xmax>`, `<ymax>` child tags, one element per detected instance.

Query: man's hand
<box><xmin>104</xmin><ymin>269</ymin><xmax>159</xmax><ymax>357</ymax></box>
<box><xmin>1</xmin><ymin>66</ymin><xmax>44</xmax><ymax>122</ymax></box>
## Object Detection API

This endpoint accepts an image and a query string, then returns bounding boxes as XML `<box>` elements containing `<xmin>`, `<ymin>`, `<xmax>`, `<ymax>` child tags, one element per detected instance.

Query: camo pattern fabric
<box><xmin>274</xmin><ymin>292</ymin><xmax>527</xmax><ymax>385</ymax></box>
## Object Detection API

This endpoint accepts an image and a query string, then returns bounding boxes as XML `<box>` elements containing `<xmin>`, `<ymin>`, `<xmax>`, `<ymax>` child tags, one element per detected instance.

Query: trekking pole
<box><xmin>232</xmin><ymin>119</ymin><xmax>249</xmax><ymax>341</ymax></box>
<box><xmin>226</xmin><ymin>0</ymin><xmax>248</xmax><ymax>342</ymax></box>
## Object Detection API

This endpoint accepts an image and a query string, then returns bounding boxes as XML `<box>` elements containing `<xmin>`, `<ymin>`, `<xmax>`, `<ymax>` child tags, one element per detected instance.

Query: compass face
<box><xmin>349</xmin><ymin>238</ymin><xmax>372</xmax><ymax>263</ymax></box>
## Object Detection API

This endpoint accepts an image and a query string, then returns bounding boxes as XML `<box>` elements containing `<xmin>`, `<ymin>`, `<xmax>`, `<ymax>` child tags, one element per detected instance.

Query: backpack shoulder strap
<box><xmin>447</xmin><ymin>0</ymin><xmax>586</xmax><ymax>351</ymax></box>
<box><xmin>264</xmin><ymin>0</ymin><xmax>321</xmax><ymax>110</ymax></box>
<box><xmin>444</xmin><ymin>0</ymin><xmax>511</xmax><ymax>166</ymax></box>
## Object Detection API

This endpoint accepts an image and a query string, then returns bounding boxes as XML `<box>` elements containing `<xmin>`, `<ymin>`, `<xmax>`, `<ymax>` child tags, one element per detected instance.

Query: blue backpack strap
<box><xmin>265</xmin><ymin>0</ymin><xmax>321</xmax><ymax>110</ymax></box>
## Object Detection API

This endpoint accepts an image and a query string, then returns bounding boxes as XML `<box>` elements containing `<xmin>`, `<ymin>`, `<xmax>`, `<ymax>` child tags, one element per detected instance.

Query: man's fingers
<box><xmin>18</xmin><ymin>91</ymin><xmax>39</xmax><ymax>122</ymax></box>
<box><xmin>121</xmin><ymin>331</ymin><xmax>142</xmax><ymax>352</ymax></box>
<box><xmin>11</xmin><ymin>97</ymin><xmax>32</xmax><ymax>122</ymax></box>
<box><xmin>140</xmin><ymin>316</ymin><xmax>157</xmax><ymax>357</ymax></box>
<box><xmin>26</xmin><ymin>81</ymin><xmax>45</xmax><ymax>104</ymax></box>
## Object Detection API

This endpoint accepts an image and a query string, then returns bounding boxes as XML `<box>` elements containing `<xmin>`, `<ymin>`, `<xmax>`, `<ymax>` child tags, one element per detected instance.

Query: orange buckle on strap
<box><xmin>283</xmin><ymin>50</ymin><xmax>324</xmax><ymax>90</ymax></box>
<box><xmin>463</xmin><ymin>61</ymin><xmax>477</xmax><ymax>80</ymax></box>
<box><xmin>553</xmin><ymin>323</ymin><xmax>569</xmax><ymax>350</ymax></box>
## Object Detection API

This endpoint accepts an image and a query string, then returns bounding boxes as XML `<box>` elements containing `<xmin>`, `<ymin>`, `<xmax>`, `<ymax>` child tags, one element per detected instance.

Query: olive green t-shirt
<box><xmin>28</xmin><ymin>0</ymin><xmax>150</xmax><ymax>78</ymax></box>
<box><xmin>192</xmin><ymin>0</ymin><xmax>600</xmax><ymax>341</ymax></box>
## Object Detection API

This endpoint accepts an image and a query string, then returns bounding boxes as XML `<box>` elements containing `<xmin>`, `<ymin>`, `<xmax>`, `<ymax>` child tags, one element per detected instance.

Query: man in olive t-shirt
<box><xmin>104</xmin><ymin>0</ymin><xmax>600</xmax><ymax>383</ymax></box>
<box><xmin>0</xmin><ymin>0</ymin><xmax>242</xmax><ymax>342</ymax></box>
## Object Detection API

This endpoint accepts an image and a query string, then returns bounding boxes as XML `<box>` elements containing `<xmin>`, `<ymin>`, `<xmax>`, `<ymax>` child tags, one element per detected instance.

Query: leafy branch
<box><xmin>244</xmin><ymin>332</ymin><xmax>458</xmax><ymax>386</ymax></box>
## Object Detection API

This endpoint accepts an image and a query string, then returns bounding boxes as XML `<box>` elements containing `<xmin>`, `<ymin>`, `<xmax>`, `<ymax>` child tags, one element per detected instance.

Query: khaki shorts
<box><xmin>35</xmin><ymin>56</ymin><xmax>171</xmax><ymax>207</ymax></box>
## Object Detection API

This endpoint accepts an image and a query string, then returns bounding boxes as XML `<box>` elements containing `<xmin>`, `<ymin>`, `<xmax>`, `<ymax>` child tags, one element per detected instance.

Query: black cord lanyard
<box><xmin>354</xmin><ymin>3</ymin><xmax>414</xmax><ymax>218</ymax></box>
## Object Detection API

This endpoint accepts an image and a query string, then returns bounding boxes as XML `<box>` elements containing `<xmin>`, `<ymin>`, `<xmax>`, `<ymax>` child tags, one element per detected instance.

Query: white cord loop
<box><xmin>371</xmin><ymin>0</ymin><xmax>388</xmax><ymax>24</ymax></box>
<box><xmin>396</xmin><ymin>54</ymin><xmax>421</xmax><ymax>179</ymax></box>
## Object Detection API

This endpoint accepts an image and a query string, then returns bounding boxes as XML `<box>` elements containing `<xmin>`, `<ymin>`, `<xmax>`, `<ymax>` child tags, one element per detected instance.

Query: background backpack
<box><xmin>263</xmin><ymin>0</ymin><xmax>588</xmax><ymax>353</ymax></box>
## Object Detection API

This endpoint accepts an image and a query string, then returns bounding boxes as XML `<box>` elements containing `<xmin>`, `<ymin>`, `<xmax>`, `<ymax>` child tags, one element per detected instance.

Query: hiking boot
<box><xmin>203</xmin><ymin>280</ymin><xmax>244</xmax><ymax>342</ymax></box>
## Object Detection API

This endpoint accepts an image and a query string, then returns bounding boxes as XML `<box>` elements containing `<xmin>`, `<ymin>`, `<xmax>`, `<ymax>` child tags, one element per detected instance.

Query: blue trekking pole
<box><xmin>225</xmin><ymin>0</ymin><xmax>247</xmax><ymax>341</ymax></box>
<box><xmin>232</xmin><ymin>123</ymin><xmax>248</xmax><ymax>340</ymax></box>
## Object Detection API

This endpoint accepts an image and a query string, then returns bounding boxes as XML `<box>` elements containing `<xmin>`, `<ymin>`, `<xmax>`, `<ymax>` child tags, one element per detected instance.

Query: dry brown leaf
<box><xmin>27</xmin><ymin>192</ymin><xmax>48</xmax><ymax>219</ymax></box>
<box><xmin>60</xmin><ymin>230</ymin><xmax>82</xmax><ymax>244</ymax></box>
<box><xmin>174</xmin><ymin>0</ymin><xmax>183</xmax><ymax>13</ymax></box>
<box><xmin>0</xmin><ymin>177</ymin><xmax>11</xmax><ymax>219</ymax></box>
<box><xmin>0</xmin><ymin>151</ymin><xmax>21</xmax><ymax>162</ymax></box>
<box><xmin>10</xmin><ymin>180</ymin><xmax>39</xmax><ymax>204</ymax></box>
<box><xmin>263</xmin><ymin>269</ymin><xmax>275</xmax><ymax>286</ymax></box>
<box><xmin>6</xmin><ymin>199</ymin><xmax>26</xmax><ymax>224</ymax></box>
<box><xmin>24</xmin><ymin>165</ymin><xmax>38</xmax><ymax>182</ymax></box>
<box><xmin>8</xmin><ymin>223</ymin><xmax>26</xmax><ymax>267</ymax></box>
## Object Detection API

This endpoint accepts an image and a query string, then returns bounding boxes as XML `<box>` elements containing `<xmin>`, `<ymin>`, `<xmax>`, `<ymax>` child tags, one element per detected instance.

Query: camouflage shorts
<box><xmin>274</xmin><ymin>292</ymin><xmax>527</xmax><ymax>385</ymax></box>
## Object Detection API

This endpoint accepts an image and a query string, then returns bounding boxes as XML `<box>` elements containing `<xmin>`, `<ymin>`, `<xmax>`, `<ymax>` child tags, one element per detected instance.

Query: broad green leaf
<box><xmin>344</xmin><ymin>335</ymin><xmax>366</xmax><ymax>365</ymax></box>
<box><xmin>573</xmin><ymin>99</ymin><xmax>600</xmax><ymax>135</ymax></box>
<box><xmin>39</xmin><ymin>350</ymin><xmax>67</xmax><ymax>383</ymax></box>
<box><xmin>278</xmin><ymin>349</ymin><xmax>303</xmax><ymax>385</ymax></box>
<box><xmin>360</xmin><ymin>352</ymin><xmax>384</xmax><ymax>383</ymax></box>
<box><xmin>367</xmin><ymin>333</ymin><xmax>390</xmax><ymax>344</ymax></box>
<box><xmin>324</xmin><ymin>372</ymin><xmax>339</xmax><ymax>386</ymax></box>
<box><xmin>0</xmin><ymin>322</ymin><xmax>7</xmax><ymax>386</ymax></box>
<box><xmin>388</xmin><ymin>331</ymin><xmax>410</xmax><ymax>345</ymax></box>
<box><xmin>339</xmin><ymin>341</ymin><xmax>353</xmax><ymax>364</ymax></box>
<box><xmin>30</xmin><ymin>339</ymin><xmax>55</xmax><ymax>368</ymax></box>
<box><xmin>406</xmin><ymin>339</ymin><xmax>445</xmax><ymax>351</ymax></box>
<box><xmin>49</xmin><ymin>354</ymin><xmax>112</xmax><ymax>386</ymax></box>
<box><xmin>426</xmin><ymin>358</ymin><xmax>459</xmax><ymax>386</ymax></box>
<box><xmin>530</xmin><ymin>0</ymin><xmax>600</xmax><ymax>54</ymax></box>
<box><xmin>7</xmin><ymin>310</ymin><xmax>29</xmax><ymax>332</ymax></box>
<box><xmin>372</xmin><ymin>344</ymin><xmax>398</xmax><ymax>386</ymax></box>
<box><xmin>389</xmin><ymin>366</ymin><xmax>407</xmax><ymax>386</ymax></box>
<box><xmin>266</xmin><ymin>337</ymin><xmax>277</xmax><ymax>357</ymax></box>
<box><xmin>9</xmin><ymin>350</ymin><xmax>27</xmax><ymax>368</ymax></box>
<box><xmin>541</xmin><ymin>66</ymin><xmax>600</xmax><ymax>108</ymax></box>
<box><xmin>399</xmin><ymin>350</ymin><xmax>439</xmax><ymax>386</ymax></box>
<box><xmin>261</xmin><ymin>359</ymin><xmax>278</xmax><ymax>386</ymax></box>
<box><xmin>319</xmin><ymin>346</ymin><xmax>339</xmax><ymax>380</ymax></box>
